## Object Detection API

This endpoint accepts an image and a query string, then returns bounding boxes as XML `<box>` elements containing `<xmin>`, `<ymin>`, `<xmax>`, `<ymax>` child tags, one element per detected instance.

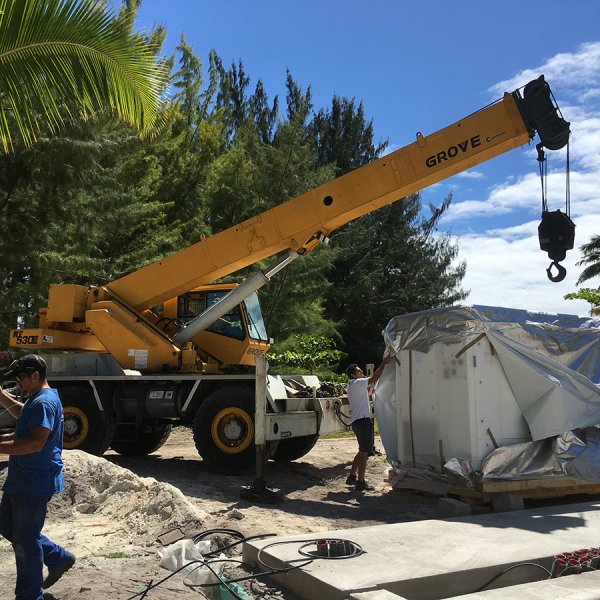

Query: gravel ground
<box><xmin>0</xmin><ymin>428</ymin><xmax>435</xmax><ymax>599</ymax></box>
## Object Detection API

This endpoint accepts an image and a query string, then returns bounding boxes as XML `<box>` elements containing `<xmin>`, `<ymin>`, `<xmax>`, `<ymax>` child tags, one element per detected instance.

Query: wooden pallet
<box><xmin>386</xmin><ymin>468</ymin><xmax>600</xmax><ymax>503</ymax></box>
<box><xmin>453</xmin><ymin>477</ymin><xmax>600</xmax><ymax>501</ymax></box>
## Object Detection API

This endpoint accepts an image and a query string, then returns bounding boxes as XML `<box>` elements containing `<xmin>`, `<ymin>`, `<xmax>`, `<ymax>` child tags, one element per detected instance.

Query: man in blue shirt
<box><xmin>0</xmin><ymin>354</ymin><xmax>75</xmax><ymax>600</ymax></box>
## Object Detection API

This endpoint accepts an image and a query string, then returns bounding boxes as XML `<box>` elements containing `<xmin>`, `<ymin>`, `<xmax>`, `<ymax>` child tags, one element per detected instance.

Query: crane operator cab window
<box><xmin>243</xmin><ymin>292</ymin><xmax>269</xmax><ymax>342</ymax></box>
<box><xmin>177</xmin><ymin>290</ymin><xmax>269</xmax><ymax>342</ymax></box>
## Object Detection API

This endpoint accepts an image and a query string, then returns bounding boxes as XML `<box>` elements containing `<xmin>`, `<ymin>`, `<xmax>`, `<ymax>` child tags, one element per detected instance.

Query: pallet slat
<box><xmin>388</xmin><ymin>469</ymin><xmax>600</xmax><ymax>503</ymax></box>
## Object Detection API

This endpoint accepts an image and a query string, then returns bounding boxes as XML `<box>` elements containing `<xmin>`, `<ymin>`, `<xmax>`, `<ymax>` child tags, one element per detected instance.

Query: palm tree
<box><xmin>564</xmin><ymin>235</ymin><xmax>600</xmax><ymax>315</ymax></box>
<box><xmin>0</xmin><ymin>0</ymin><xmax>167</xmax><ymax>153</ymax></box>
<box><xmin>576</xmin><ymin>235</ymin><xmax>600</xmax><ymax>285</ymax></box>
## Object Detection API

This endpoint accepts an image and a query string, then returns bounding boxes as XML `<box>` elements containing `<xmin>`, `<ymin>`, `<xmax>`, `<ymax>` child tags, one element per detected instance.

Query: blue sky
<box><xmin>133</xmin><ymin>1</ymin><xmax>600</xmax><ymax>317</ymax></box>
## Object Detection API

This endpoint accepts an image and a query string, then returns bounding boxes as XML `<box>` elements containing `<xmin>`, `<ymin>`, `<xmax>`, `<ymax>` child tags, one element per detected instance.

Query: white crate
<box><xmin>384</xmin><ymin>338</ymin><xmax>530</xmax><ymax>471</ymax></box>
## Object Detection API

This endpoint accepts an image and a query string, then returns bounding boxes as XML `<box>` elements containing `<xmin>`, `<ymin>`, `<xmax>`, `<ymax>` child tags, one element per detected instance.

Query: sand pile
<box><xmin>0</xmin><ymin>450</ymin><xmax>208</xmax><ymax>544</ymax></box>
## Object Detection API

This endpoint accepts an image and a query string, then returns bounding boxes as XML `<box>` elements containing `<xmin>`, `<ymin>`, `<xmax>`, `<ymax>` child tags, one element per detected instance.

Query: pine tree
<box><xmin>325</xmin><ymin>194</ymin><xmax>466</xmax><ymax>366</ymax></box>
<box><xmin>311</xmin><ymin>95</ymin><xmax>387</xmax><ymax>175</ymax></box>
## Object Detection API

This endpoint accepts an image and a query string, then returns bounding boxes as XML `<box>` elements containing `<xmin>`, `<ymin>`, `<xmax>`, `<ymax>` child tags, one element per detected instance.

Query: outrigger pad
<box><xmin>240</xmin><ymin>480</ymin><xmax>284</xmax><ymax>504</ymax></box>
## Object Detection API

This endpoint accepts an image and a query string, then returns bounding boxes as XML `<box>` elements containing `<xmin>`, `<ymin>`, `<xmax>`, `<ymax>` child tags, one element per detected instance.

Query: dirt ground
<box><xmin>0</xmin><ymin>428</ymin><xmax>435</xmax><ymax>599</ymax></box>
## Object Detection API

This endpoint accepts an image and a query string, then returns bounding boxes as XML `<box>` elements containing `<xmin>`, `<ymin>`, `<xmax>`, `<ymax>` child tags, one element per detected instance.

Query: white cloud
<box><xmin>582</xmin><ymin>88</ymin><xmax>600</xmax><ymax>102</ymax></box>
<box><xmin>456</xmin><ymin>214</ymin><xmax>600</xmax><ymax>316</ymax></box>
<box><xmin>443</xmin><ymin>199</ymin><xmax>512</xmax><ymax>222</ymax></box>
<box><xmin>489</xmin><ymin>41</ymin><xmax>600</xmax><ymax>97</ymax></box>
<box><xmin>445</xmin><ymin>42</ymin><xmax>600</xmax><ymax>316</ymax></box>
<box><xmin>455</xmin><ymin>170</ymin><xmax>485</xmax><ymax>180</ymax></box>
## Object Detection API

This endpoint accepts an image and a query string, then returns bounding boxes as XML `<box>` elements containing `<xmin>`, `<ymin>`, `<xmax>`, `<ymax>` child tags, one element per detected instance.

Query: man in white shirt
<box><xmin>345</xmin><ymin>354</ymin><xmax>392</xmax><ymax>491</ymax></box>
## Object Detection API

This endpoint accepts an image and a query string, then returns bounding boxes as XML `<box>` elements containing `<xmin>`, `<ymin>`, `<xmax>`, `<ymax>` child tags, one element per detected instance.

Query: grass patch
<box><xmin>322</xmin><ymin>419</ymin><xmax>380</xmax><ymax>439</ymax></box>
<box><xmin>103</xmin><ymin>551</ymin><xmax>130</xmax><ymax>559</ymax></box>
<box><xmin>322</xmin><ymin>429</ymin><xmax>353</xmax><ymax>439</ymax></box>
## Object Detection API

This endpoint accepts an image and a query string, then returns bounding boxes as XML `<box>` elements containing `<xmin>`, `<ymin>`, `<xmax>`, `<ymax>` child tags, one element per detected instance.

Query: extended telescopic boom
<box><xmin>105</xmin><ymin>75</ymin><xmax>570</xmax><ymax>312</ymax></box>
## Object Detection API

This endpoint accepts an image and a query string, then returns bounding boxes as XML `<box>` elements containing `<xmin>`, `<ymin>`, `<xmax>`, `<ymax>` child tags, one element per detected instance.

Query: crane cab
<box><xmin>157</xmin><ymin>284</ymin><xmax>271</xmax><ymax>370</ymax></box>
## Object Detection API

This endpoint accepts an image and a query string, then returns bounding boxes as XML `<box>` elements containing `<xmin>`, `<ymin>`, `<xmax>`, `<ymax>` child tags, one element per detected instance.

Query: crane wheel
<box><xmin>272</xmin><ymin>433</ymin><xmax>319</xmax><ymax>462</ymax></box>
<box><xmin>59</xmin><ymin>385</ymin><xmax>115</xmax><ymax>456</ymax></box>
<box><xmin>110</xmin><ymin>422</ymin><xmax>173</xmax><ymax>456</ymax></box>
<box><xmin>193</xmin><ymin>386</ymin><xmax>256</xmax><ymax>474</ymax></box>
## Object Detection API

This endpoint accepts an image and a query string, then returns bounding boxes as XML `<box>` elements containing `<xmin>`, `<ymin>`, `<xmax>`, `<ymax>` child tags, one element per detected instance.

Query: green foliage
<box><xmin>565</xmin><ymin>288</ymin><xmax>600</xmax><ymax>315</ymax></box>
<box><xmin>172</xmin><ymin>35</ymin><xmax>203</xmax><ymax>128</ymax></box>
<box><xmin>103</xmin><ymin>551</ymin><xmax>129</xmax><ymax>559</ymax></box>
<box><xmin>0</xmin><ymin>20</ymin><xmax>467</xmax><ymax>373</ymax></box>
<box><xmin>575</xmin><ymin>235</ymin><xmax>600</xmax><ymax>285</ymax></box>
<box><xmin>284</xmin><ymin>70</ymin><xmax>312</xmax><ymax>124</ymax></box>
<box><xmin>325</xmin><ymin>193</ymin><xmax>467</xmax><ymax>365</ymax></box>
<box><xmin>311</xmin><ymin>95</ymin><xmax>388</xmax><ymax>175</ymax></box>
<box><xmin>213</xmin><ymin>55</ymin><xmax>278</xmax><ymax>143</ymax></box>
<box><xmin>268</xmin><ymin>335</ymin><xmax>343</xmax><ymax>374</ymax></box>
<box><xmin>565</xmin><ymin>235</ymin><xmax>600</xmax><ymax>316</ymax></box>
<box><xmin>0</xmin><ymin>117</ymin><xmax>181</xmax><ymax>343</ymax></box>
<box><xmin>0</xmin><ymin>0</ymin><xmax>168</xmax><ymax>152</ymax></box>
<box><xmin>201</xmin><ymin>97</ymin><xmax>337</xmax><ymax>340</ymax></box>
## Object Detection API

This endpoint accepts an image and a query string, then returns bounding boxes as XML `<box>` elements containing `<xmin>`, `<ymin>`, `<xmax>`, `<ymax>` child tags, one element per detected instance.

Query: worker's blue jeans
<box><xmin>0</xmin><ymin>492</ymin><xmax>69</xmax><ymax>600</ymax></box>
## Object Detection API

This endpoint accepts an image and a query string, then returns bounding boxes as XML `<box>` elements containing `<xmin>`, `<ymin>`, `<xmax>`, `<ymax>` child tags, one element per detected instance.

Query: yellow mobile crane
<box><xmin>5</xmin><ymin>76</ymin><xmax>572</xmax><ymax>473</ymax></box>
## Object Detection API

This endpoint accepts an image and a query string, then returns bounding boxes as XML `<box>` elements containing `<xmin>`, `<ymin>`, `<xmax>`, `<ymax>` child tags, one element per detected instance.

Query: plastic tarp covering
<box><xmin>384</xmin><ymin>427</ymin><xmax>600</xmax><ymax>485</ymax></box>
<box><xmin>373</xmin><ymin>369</ymin><xmax>399</xmax><ymax>462</ymax></box>
<box><xmin>486</xmin><ymin>331</ymin><xmax>600</xmax><ymax>440</ymax></box>
<box><xmin>382</xmin><ymin>305</ymin><xmax>600</xmax><ymax>382</ymax></box>
<box><xmin>376</xmin><ymin>305</ymin><xmax>600</xmax><ymax>480</ymax></box>
<box><xmin>481</xmin><ymin>426</ymin><xmax>600</xmax><ymax>481</ymax></box>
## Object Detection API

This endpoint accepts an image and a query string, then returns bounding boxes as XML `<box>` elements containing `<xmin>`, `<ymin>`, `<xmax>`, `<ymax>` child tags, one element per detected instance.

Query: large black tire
<box><xmin>272</xmin><ymin>434</ymin><xmax>319</xmax><ymax>462</ymax></box>
<box><xmin>193</xmin><ymin>386</ymin><xmax>256</xmax><ymax>474</ymax></box>
<box><xmin>59</xmin><ymin>385</ymin><xmax>115</xmax><ymax>456</ymax></box>
<box><xmin>110</xmin><ymin>422</ymin><xmax>173</xmax><ymax>456</ymax></box>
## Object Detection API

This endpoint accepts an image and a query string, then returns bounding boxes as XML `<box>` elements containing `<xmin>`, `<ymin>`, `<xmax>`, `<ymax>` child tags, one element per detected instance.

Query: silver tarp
<box><xmin>378</xmin><ymin>305</ymin><xmax>600</xmax><ymax>483</ymax></box>
<box><xmin>383</xmin><ymin>305</ymin><xmax>600</xmax><ymax>383</ymax></box>
<box><xmin>391</xmin><ymin>426</ymin><xmax>600</xmax><ymax>486</ymax></box>
<box><xmin>382</xmin><ymin>305</ymin><xmax>600</xmax><ymax>440</ymax></box>
<box><xmin>481</xmin><ymin>425</ymin><xmax>600</xmax><ymax>481</ymax></box>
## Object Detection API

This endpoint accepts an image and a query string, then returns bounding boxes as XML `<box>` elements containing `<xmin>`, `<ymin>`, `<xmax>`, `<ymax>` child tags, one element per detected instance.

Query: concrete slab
<box><xmin>350</xmin><ymin>591</ymin><xmax>409</xmax><ymax>600</ymax></box>
<box><xmin>242</xmin><ymin>500</ymin><xmax>600</xmax><ymax>600</ymax></box>
<box><xmin>452</xmin><ymin>570</ymin><xmax>600</xmax><ymax>599</ymax></box>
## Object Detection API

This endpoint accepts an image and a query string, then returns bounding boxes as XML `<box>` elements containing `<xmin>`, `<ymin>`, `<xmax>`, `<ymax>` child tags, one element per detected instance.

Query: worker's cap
<box><xmin>3</xmin><ymin>354</ymin><xmax>47</xmax><ymax>380</ymax></box>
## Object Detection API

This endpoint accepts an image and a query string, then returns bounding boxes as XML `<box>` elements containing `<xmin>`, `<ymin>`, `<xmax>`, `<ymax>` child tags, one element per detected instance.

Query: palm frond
<box><xmin>0</xmin><ymin>0</ymin><xmax>168</xmax><ymax>153</ymax></box>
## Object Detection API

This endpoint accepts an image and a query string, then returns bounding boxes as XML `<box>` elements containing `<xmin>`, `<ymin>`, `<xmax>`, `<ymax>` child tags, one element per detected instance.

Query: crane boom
<box><xmin>107</xmin><ymin>77</ymin><xmax>568</xmax><ymax>311</ymax></box>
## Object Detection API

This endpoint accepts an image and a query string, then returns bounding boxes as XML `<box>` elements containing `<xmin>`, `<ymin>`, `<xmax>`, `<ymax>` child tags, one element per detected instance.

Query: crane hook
<box><xmin>546</xmin><ymin>261</ymin><xmax>567</xmax><ymax>282</ymax></box>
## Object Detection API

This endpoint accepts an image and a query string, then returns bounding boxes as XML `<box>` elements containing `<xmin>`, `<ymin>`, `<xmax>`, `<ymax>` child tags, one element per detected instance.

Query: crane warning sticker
<box><xmin>128</xmin><ymin>349</ymin><xmax>148</xmax><ymax>369</ymax></box>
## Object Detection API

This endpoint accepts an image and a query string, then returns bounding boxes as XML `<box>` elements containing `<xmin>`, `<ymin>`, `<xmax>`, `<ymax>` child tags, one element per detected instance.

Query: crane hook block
<box><xmin>538</xmin><ymin>209</ymin><xmax>575</xmax><ymax>282</ymax></box>
<box><xmin>546</xmin><ymin>261</ymin><xmax>567</xmax><ymax>283</ymax></box>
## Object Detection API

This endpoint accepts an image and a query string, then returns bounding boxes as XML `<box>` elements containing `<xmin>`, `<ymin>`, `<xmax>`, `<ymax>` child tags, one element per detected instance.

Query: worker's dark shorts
<box><xmin>352</xmin><ymin>417</ymin><xmax>374</xmax><ymax>453</ymax></box>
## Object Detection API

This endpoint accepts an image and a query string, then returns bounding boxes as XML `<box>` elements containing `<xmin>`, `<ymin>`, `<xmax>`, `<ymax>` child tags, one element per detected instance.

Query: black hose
<box><xmin>474</xmin><ymin>562</ymin><xmax>552</xmax><ymax>593</ymax></box>
<box><xmin>126</xmin><ymin>529</ymin><xmax>276</xmax><ymax>599</ymax></box>
<box><xmin>127</xmin><ymin>529</ymin><xmax>364</xmax><ymax>599</ymax></box>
